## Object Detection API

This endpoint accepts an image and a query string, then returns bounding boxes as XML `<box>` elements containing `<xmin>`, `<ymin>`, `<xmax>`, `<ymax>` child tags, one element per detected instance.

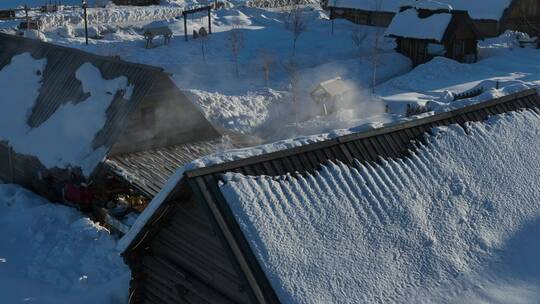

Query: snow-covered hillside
<box><xmin>221</xmin><ymin>109</ymin><xmax>540</xmax><ymax>303</ymax></box>
<box><xmin>0</xmin><ymin>185</ymin><xmax>129</xmax><ymax>303</ymax></box>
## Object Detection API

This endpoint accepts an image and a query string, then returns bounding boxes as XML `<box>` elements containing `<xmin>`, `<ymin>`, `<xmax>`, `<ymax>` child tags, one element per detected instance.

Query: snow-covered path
<box><xmin>221</xmin><ymin>109</ymin><xmax>540</xmax><ymax>303</ymax></box>
<box><xmin>0</xmin><ymin>185</ymin><xmax>129</xmax><ymax>304</ymax></box>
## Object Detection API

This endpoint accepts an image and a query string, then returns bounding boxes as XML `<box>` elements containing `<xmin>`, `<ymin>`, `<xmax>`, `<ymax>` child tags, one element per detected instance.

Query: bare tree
<box><xmin>226</xmin><ymin>23</ymin><xmax>244</xmax><ymax>78</ymax></box>
<box><xmin>370</xmin><ymin>0</ymin><xmax>384</xmax><ymax>93</ymax></box>
<box><xmin>199</xmin><ymin>27</ymin><xmax>209</xmax><ymax>62</ymax></box>
<box><xmin>284</xmin><ymin>0</ymin><xmax>307</xmax><ymax>57</ymax></box>
<box><xmin>351</xmin><ymin>27</ymin><xmax>368</xmax><ymax>56</ymax></box>
<box><xmin>330</xmin><ymin>0</ymin><xmax>338</xmax><ymax>35</ymax></box>
<box><xmin>259</xmin><ymin>50</ymin><xmax>277</xmax><ymax>88</ymax></box>
<box><xmin>284</xmin><ymin>59</ymin><xmax>302</xmax><ymax>121</ymax></box>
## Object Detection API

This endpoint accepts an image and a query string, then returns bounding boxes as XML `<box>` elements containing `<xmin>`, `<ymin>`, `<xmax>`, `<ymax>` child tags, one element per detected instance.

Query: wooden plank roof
<box><xmin>105</xmin><ymin>138</ymin><xmax>239</xmax><ymax>198</ymax></box>
<box><xmin>0</xmin><ymin>33</ymin><xmax>163</xmax><ymax>175</ymax></box>
<box><xmin>123</xmin><ymin>88</ymin><xmax>540</xmax><ymax>304</ymax></box>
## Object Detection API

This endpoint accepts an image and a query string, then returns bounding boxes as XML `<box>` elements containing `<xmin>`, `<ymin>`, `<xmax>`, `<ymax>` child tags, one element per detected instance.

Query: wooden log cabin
<box><xmin>0</xmin><ymin>9</ymin><xmax>16</xmax><ymax>20</ymax></box>
<box><xmin>385</xmin><ymin>7</ymin><xmax>479</xmax><ymax>67</ymax></box>
<box><xmin>119</xmin><ymin>89</ymin><xmax>540</xmax><ymax>303</ymax></box>
<box><xmin>501</xmin><ymin>0</ymin><xmax>540</xmax><ymax>38</ymax></box>
<box><xmin>112</xmin><ymin>0</ymin><xmax>160</xmax><ymax>5</ymax></box>
<box><xmin>328</xmin><ymin>0</ymin><xmax>540</xmax><ymax>39</ymax></box>
<box><xmin>328</xmin><ymin>0</ymin><xmax>398</xmax><ymax>27</ymax></box>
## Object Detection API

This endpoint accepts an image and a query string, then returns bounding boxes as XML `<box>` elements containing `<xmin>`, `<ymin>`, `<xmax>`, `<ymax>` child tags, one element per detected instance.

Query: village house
<box><xmin>328</xmin><ymin>0</ymin><xmax>540</xmax><ymax>39</ymax></box>
<box><xmin>385</xmin><ymin>6</ymin><xmax>480</xmax><ymax>66</ymax></box>
<box><xmin>327</xmin><ymin>0</ymin><xmax>398</xmax><ymax>27</ymax></box>
<box><xmin>0</xmin><ymin>33</ymin><xmax>257</xmax><ymax>218</ymax></box>
<box><xmin>119</xmin><ymin>89</ymin><xmax>540</xmax><ymax>303</ymax></box>
<box><xmin>112</xmin><ymin>0</ymin><xmax>160</xmax><ymax>6</ymax></box>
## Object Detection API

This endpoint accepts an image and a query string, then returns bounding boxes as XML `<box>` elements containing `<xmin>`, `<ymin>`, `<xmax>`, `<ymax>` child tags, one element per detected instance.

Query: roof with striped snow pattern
<box><xmin>122</xmin><ymin>88</ymin><xmax>540</xmax><ymax>304</ymax></box>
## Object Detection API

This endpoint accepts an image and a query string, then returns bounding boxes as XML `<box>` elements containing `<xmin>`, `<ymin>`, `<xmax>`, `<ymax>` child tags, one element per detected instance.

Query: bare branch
<box><xmin>284</xmin><ymin>1</ymin><xmax>307</xmax><ymax>56</ymax></box>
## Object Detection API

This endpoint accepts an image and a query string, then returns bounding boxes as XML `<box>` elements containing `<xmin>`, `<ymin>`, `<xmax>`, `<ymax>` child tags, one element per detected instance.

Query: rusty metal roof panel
<box><xmin>105</xmin><ymin>138</ymin><xmax>239</xmax><ymax>198</ymax></box>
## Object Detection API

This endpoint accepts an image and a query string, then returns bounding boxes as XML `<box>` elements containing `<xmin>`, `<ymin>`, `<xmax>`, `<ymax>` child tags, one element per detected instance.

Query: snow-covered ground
<box><xmin>3</xmin><ymin>4</ymin><xmax>538</xmax><ymax>145</ymax></box>
<box><xmin>1</xmin><ymin>3</ymin><xmax>540</xmax><ymax>302</ymax></box>
<box><xmin>1</xmin><ymin>4</ymin><xmax>412</xmax><ymax>142</ymax></box>
<box><xmin>380</xmin><ymin>31</ymin><xmax>540</xmax><ymax>112</ymax></box>
<box><xmin>0</xmin><ymin>184</ymin><xmax>129</xmax><ymax>303</ymax></box>
<box><xmin>220</xmin><ymin>109</ymin><xmax>540</xmax><ymax>303</ymax></box>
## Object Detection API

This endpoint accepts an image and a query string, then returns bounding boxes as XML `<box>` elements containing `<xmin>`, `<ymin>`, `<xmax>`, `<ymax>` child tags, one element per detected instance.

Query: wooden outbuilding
<box><xmin>328</xmin><ymin>0</ymin><xmax>540</xmax><ymax>39</ymax></box>
<box><xmin>119</xmin><ymin>89</ymin><xmax>540</xmax><ymax>303</ymax></box>
<box><xmin>386</xmin><ymin>7</ymin><xmax>479</xmax><ymax>66</ymax></box>
<box><xmin>112</xmin><ymin>0</ymin><xmax>159</xmax><ymax>6</ymax></box>
<box><xmin>0</xmin><ymin>9</ymin><xmax>16</xmax><ymax>20</ymax></box>
<box><xmin>328</xmin><ymin>0</ymin><xmax>398</xmax><ymax>27</ymax></box>
<box><xmin>0</xmin><ymin>33</ymin><xmax>257</xmax><ymax>214</ymax></box>
<box><xmin>501</xmin><ymin>0</ymin><xmax>540</xmax><ymax>38</ymax></box>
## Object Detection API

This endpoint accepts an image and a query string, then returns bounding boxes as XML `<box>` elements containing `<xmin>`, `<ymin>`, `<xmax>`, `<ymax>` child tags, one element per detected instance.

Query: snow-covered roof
<box><xmin>219</xmin><ymin>109</ymin><xmax>540</xmax><ymax>302</ymax></box>
<box><xmin>438</xmin><ymin>0</ymin><xmax>512</xmax><ymax>20</ymax></box>
<box><xmin>0</xmin><ymin>50</ymin><xmax>133</xmax><ymax>176</ymax></box>
<box><xmin>312</xmin><ymin>77</ymin><xmax>351</xmax><ymax>97</ymax></box>
<box><xmin>0</xmin><ymin>33</ymin><xmax>212</xmax><ymax>178</ymax></box>
<box><xmin>330</xmin><ymin>0</ymin><xmax>406</xmax><ymax>13</ymax></box>
<box><xmin>117</xmin><ymin>88</ymin><xmax>540</xmax><ymax>261</ymax></box>
<box><xmin>332</xmin><ymin>0</ymin><xmax>513</xmax><ymax>20</ymax></box>
<box><xmin>385</xmin><ymin>9</ymin><xmax>452</xmax><ymax>42</ymax></box>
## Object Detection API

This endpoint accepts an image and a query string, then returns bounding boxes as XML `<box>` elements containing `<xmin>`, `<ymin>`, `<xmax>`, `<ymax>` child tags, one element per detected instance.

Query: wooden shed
<box><xmin>0</xmin><ymin>32</ymin><xmax>256</xmax><ymax>214</ymax></box>
<box><xmin>386</xmin><ymin>8</ymin><xmax>479</xmax><ymax>66</ymax></box>
<box><xmin>0</xmin><ymin>9</ymin><xmax>16</xmax><ymax>20</ymax></box>
<box><xmin>501</xmin><ymin>0</ymin><xmax>540</xmax><ymax>38</ymax></box>
<box><xmin>112</xmin><ymin>0</ymin><xmax>160</xmax><ymax>6</ymax></box>
<box><xmin>328</xmin><ymin>0</ymin><xmax>398</xmax><ymax>27</ymax></box>
<box><xmin>328</xmin><ymin>0</ymin><xmax>540</xmax><ymax>39</ymax></box>
<box><xmin>119</xmin><ymin>89</ymin><xmax>540</xmax><ymax>303</ymax></box>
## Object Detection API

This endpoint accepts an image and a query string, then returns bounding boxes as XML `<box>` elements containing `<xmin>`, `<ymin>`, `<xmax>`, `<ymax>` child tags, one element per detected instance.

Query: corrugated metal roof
<box><xmin>0</xmin><ymin>33</ymin><xmax>227</xmax><ymax>186</ymax></box>
<box><xmin>0</xmin><ymin>33</ymin><xmax>162</xmax><ymax>153</ymax></box>
<box><xmin>105</xmin><ymin>138</ymin><xmax>238</xmax><ymax>198</ymax></box>
<box><xmin>122</xmin><ymin>88</ymin><xmax>540</xmax><ymax>304</ymax></box>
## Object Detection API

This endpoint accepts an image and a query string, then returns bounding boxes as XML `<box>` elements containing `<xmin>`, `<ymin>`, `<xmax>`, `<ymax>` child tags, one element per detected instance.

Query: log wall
<box><xmin>127</xmin><ymin>195</ymin><xmax>254</xmax><ymax>304</ymax></box>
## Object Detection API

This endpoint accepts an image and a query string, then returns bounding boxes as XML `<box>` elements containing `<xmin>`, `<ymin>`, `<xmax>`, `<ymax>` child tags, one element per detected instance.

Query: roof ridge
<box><xmin>185</xmin><ymin>88</ymin><xmax>538</xmax><ymax>178</ymax></box>
<box><xmin>0</xmin><ymin>32</ymin><xmax>166</xmax><ymax>73</ymax></box>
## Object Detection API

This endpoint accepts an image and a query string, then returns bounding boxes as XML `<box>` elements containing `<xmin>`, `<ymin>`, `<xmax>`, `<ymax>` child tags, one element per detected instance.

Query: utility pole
<box><xmin>82</xmin><ymin>0</ymin><xmax>88</xmax><ymax>45</ymax></box>
<box><xmin>25</xmin><ymin>4</ymin><xmax>29</xmax><ymax>31</ymax></box>
<box><xmin>183</xmin><ymin>11</ymin><xmax>187</xmax><ymax>41</ymax></box>
<box><xmin>207</xmin><ymin>7</ymin><xmax>211</xmax><ymax>34</ymax></box>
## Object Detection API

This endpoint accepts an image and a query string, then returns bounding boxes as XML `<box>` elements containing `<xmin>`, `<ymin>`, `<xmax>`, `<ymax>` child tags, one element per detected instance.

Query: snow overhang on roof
<box><xmin>385</xmin><ymin>9</ymin><xmax>452</xmax><ymax>42</ymax></box>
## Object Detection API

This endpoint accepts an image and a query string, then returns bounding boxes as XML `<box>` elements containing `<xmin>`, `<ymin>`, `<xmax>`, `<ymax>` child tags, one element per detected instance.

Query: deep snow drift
<box><xmin>220</xmin><ymin>110</ymin><xmax>540</xmax><ymax>303</ymax></box>
<box><xmin>0</xmin><ymin>184</ymin><xmax>129</xmax><ymax>304</ymax></box>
